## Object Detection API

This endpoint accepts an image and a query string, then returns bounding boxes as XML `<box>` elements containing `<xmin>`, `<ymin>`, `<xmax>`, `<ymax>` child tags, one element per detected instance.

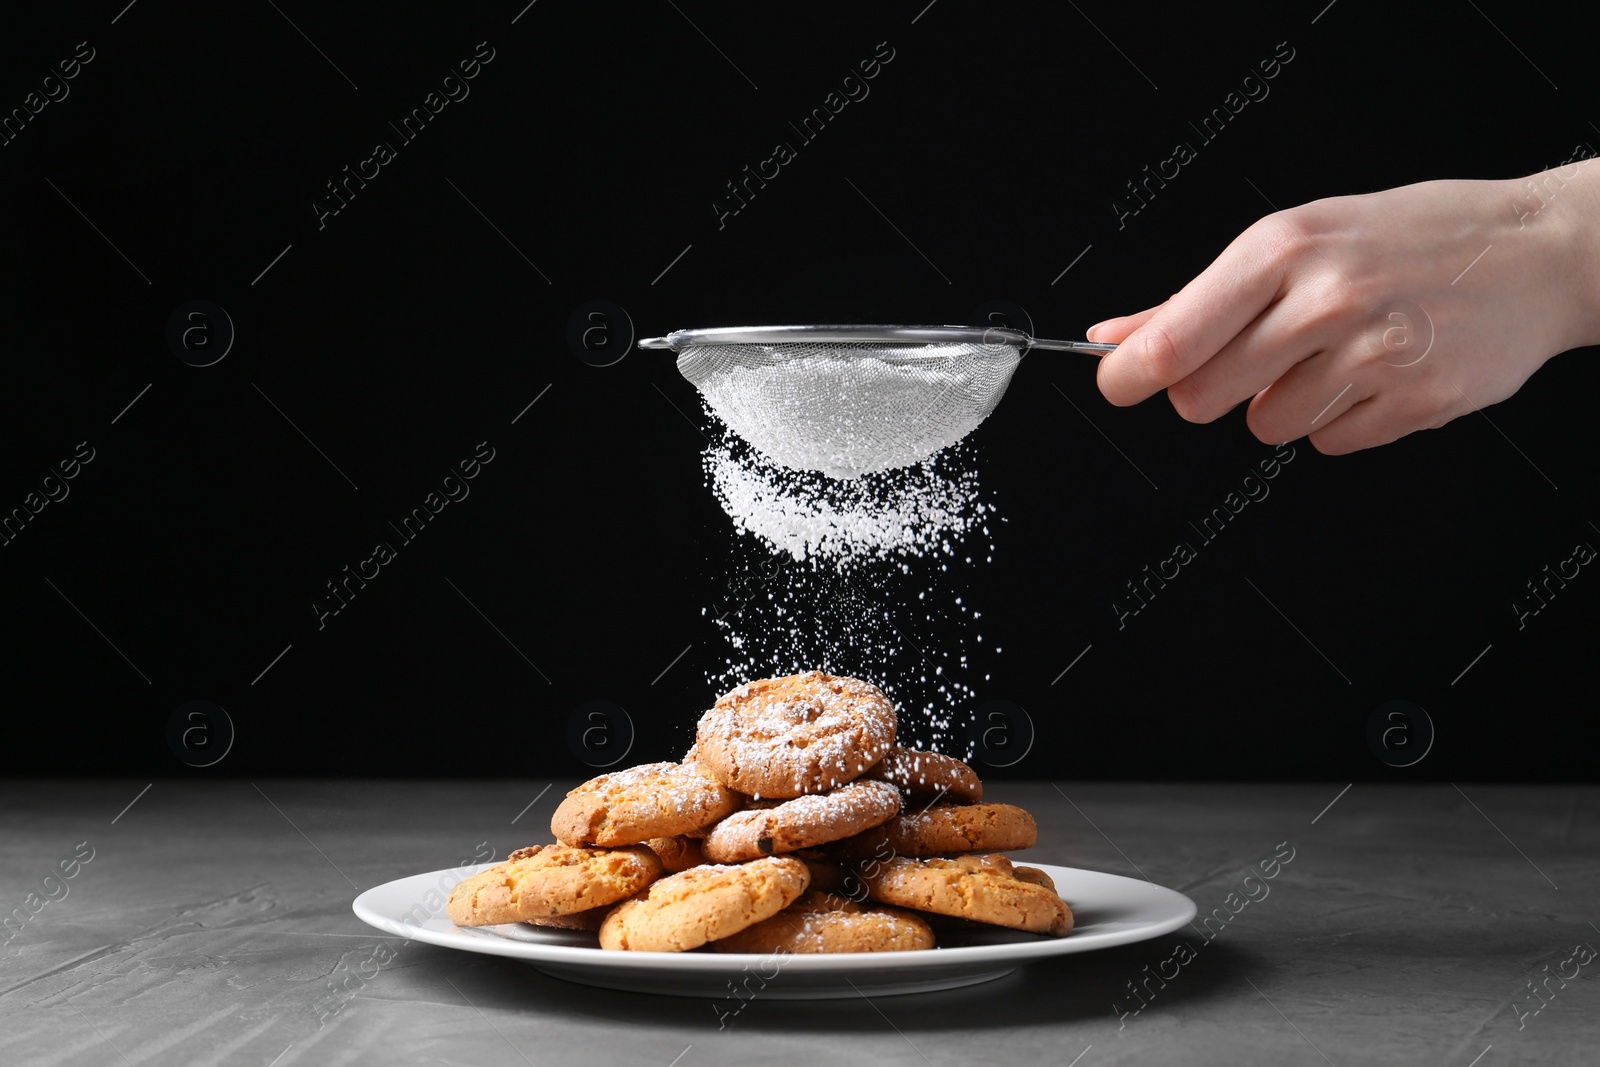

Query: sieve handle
<box><xmin>1026</xmin><ymin>337</ymin><xmax>1118</xmax><ymax>355</ymax></box>
<box><xmin>639</xmin><ymin>327</ymin><xmax>1119</xmax><ymax>354</ymax></box>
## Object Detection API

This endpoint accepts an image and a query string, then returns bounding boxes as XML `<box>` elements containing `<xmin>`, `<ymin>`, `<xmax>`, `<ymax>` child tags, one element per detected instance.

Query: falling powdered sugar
<box><xmin>698</xmin><ymin>415</ymin><xmax>1001</xmax><ymax>758</ymax></box>
<box><xmin>704</xmin><ymin>427</ymin><xmax>992</xmax><ymax>565</ymax></box>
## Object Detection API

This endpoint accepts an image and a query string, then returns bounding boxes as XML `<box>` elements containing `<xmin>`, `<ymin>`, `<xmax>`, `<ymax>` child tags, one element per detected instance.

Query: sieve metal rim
<box><xmin>638</xmin><ymin>324</ymin><xmax>1115</xmax><ymax>354</ymax></box>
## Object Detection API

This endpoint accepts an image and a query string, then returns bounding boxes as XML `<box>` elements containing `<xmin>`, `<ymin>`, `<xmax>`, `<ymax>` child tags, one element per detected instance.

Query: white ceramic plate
<box><xmin>353</xmin><ymin>862</ymin><xmax>1196</xmax><ymax>999</ymax></box>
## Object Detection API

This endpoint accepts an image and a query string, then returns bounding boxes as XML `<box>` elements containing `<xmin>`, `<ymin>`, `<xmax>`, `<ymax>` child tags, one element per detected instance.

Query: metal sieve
<box><xmin>639</xmin><ymin>325</ymin><xmax>1115</xmax><ymax>480</ymax></box>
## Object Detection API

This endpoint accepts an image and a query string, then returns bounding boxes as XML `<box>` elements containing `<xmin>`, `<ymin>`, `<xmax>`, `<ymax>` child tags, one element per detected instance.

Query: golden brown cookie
<box><xmin>831</xmin><ymin>802</ymin><xmax>1037</xmax><ymax>860</ymax></box>
<box><xmin>865</xmin><ymin>747</ymin><xmax>983</xmax><ymax>805</ymax></box>
<box><xmin>645</xmin><ymin>835</ymin><xmax>707</xmax><ymax>873</ymax></box>
<box><xmin>1013</xmin><ymin>865</ymin><xmax>1056</xmax><ymax>892</ymax></box>
<box><xmin>447</xmin><ymin>844</ymin><xmax>662</xmax><ymax>927</ymax></box>
<box><xmin>523</xmin><ymin>908</ymin><xmax>607</xmax><ymax>931</ymax></box>
<box><xmin>864</xmin><ymin>854</ymin><xmax>1072</xmax><ymax>936</ymax></box>
<box><xmin>500</xmin><ymin>846</ymin><xmax>613</xmax><ymax>931</ymax></box>
<box><xmin>598</xmin><ymin>856</ymin><xmax>810</xmax><ymax>952</ymax></box>
<box><xmin>551</xmin><ymin>762</ymin><xmax>740</xmax><ymax>847</ymax></box>
<box><xmin>695</xmin><ymin>671</ymin><xmax>897</xmax><ymax>799</ymax></box>
<box><xmin>701</xmin><ymin>780</ymin><xmax>901</xmax><ymax>863</ymax></box>
<box><xmin>710</xmin><ymin>890</ymin><xmax>934</xmax><ymax>954</ymax></box>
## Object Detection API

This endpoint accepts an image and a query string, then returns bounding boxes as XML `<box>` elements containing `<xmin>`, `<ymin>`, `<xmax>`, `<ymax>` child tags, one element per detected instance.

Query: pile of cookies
<box><xmin>447</xmin><ymin>670</ymin><xmax>1071</xmax><ymax>953</ymax></box>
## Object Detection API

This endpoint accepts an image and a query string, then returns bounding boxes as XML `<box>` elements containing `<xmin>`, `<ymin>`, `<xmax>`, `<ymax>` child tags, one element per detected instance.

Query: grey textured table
<box><xmin>2</xmin><ymin>780</ymin><xmax>1595</xmax><ymax>1066</ymax></box>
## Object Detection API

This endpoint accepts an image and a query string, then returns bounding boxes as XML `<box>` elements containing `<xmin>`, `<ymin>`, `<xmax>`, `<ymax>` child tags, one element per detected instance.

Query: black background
<box><xmin>2</xmin><ymin>1</ymin><xmax>1596</xmax><ymax>781</ymax></box>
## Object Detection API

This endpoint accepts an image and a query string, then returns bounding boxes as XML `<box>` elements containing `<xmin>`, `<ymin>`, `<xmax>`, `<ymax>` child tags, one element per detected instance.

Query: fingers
<box><xmin>1096</xmin><ymin>217</ymin><xmax>1294</xmax><ymax>407</ymax></box>
<box><xmin>1306</xmin><ymin>395</ymin><xmax>1419</xmax><ymax>454</ymax></box>
<box><xmin>1245</xmin><ymin>351</ymin><xmax>1373</xmax><ymax>447</ymax></box>
<box><xmin>1086</xmin><ymin>304</ymin><xmax>1162</xmax><ymax>343</ymax></box>
<box><xmin>1307</xmin><ymin>377</ymin><xmax>1480</xmax><ymax>453</ymax></box>
<box><xmin>1165</xmin><ymin>286</ymin><xmax>1339</xmax><ymax>424</ymax></box>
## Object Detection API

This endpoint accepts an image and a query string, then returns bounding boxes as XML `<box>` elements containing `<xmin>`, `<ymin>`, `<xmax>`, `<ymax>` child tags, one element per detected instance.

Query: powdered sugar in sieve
<box><xmin>642</xmin><ymin>326</ymin><xmax>1113</xmax><ymax>480</ymax></box>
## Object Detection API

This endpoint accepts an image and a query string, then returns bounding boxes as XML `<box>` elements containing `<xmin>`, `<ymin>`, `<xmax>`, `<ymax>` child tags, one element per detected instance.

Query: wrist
<box><xmin>1519</xmin><ymin>157</ymin><xmax>1600</xmax><ymax>352</ymax></box>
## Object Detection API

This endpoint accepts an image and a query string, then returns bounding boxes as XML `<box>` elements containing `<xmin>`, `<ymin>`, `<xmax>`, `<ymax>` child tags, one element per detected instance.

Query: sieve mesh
<box><xmin>676</xmin><ymin>341</ymin><xmax>1023</xmax><ymax>480</ymax></box>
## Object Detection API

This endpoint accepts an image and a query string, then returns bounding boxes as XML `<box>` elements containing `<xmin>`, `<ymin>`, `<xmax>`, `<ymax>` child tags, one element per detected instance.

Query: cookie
<box><xmin>710</xmin><ymin>890</ymin><xmax>934</xmax><ymax>954</ymax></box>
<box><xmin>701</xmin><ymin>780</ymin><xmax>901</xmax><ymax>863</ymax></box>
<box><xmin>447</xmin><ymin>844</ymin><xmax>662</xmax><ymax>927</ymax></box>
<box><xmin>695</xmin><ymin>671</ymin><xmax>897</xmax><ymax>799</ymax></box>
<box><xmin>645</xmin><ymin>835</ymin><xmax>707</xmax><ymax>873</ymax></box>
<box><xmin>864</xmin><ymin>854</ymin><xmax>1072</xmax><ymax>936</ymax></box>
<box><xmin>1014</xmin><ymin>865</ymin><xmax>1056</xmax><ymax>892</ymax></box>
<box><xmin>501</xmin><ymin>846</ymin><xmax>612</xmax><ymax>929</ymax></box>
<box><xmin>598</xmin><ymin>856</ymin><xmax>809</xmax><ymax>952</ymax></box>
<box><xmin>551</xmin><ymin>762</ymin><xmax>740</xmax><ymax>847</ymax></box>
<box><xmin>523</xmin><ymin>908</ymin><xmax>608</xmax><ymax>931</ymax></box>
<box><xmin>865</xmin><ymin>747</ymin><xmax>983</xmax><ymax>805</ymax></box>
<box><xmin>831</xmin><ymin>802</ymin><xmax>1037</xmax><ymax>860</ymax></box>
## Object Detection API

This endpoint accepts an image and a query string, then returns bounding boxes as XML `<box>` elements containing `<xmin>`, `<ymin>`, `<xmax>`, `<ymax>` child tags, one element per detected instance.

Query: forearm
<box><xmin>1509</xmin><ymin>156</ymin><xmax>1600</xmax><ymax>353</ymax></box>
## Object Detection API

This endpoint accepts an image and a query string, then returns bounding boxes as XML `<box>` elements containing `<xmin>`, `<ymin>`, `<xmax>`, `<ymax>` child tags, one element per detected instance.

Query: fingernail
<box><xmin>1086</xmin><ymin>320</ymin><xmax>1111</xmax><ymax>341</ymax></box>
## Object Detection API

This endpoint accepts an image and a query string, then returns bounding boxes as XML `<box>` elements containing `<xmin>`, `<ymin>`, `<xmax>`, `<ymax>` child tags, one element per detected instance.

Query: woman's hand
<box><xmin>1089</xmin><ymin>160</ymin><xmax>1600</xmax><ymax>453</ymax></box>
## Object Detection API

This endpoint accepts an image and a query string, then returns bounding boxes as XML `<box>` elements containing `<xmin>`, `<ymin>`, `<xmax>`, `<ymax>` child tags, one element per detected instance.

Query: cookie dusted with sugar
<box><xmin>695</xmin><ymin>671</ymin><xmax>897</xmax><ymax>799</ymax></box>
<box><xmin>864</xmin><ymin>746</ymin><xmax>983</xmax><ymax>805</ymax></box>
<box><xmin>710</xmin><ymin>890</ymin><xmax>934</xmax><ymax>954</ymax></box>
<box><xmin>446</xmin><ymin>843</ymin><xmax>661</xmax><ymax>927</ymax></box>
<box><xmin>830</xmin><ymin>801</ymin><xmax>1037</xmax><ymax>860</ymax></box>
<box><xmin>864</xmin><ymin>854</ymin><xmax>1072</xmax><ymax>936</ymax></box>
<box><xmin>598</xmin><ymin>856</ymin><xmax>810</xmax><ymax>952</ymax></box>
<box><xmin>701</xmin><ymin>779</ymin><xmax>901</xmax><ymax>863</ymax></box>
<box><xmin>551</xmin><ymin>761</ymin><xmax>740</xmax><ymax>847</ymax></box>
